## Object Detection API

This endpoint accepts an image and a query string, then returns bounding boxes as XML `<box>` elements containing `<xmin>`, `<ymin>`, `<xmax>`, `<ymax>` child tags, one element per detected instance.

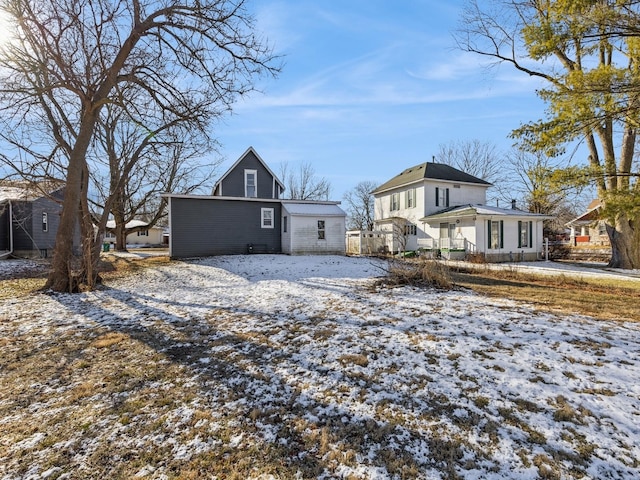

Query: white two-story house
<box><xmin>372</xmin><ymin>161</ymin><xmax>551</xmax><ymax>262</ymax></box>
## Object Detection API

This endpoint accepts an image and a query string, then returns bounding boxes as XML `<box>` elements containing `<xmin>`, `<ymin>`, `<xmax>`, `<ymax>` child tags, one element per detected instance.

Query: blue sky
<box><xmin>213</xmin><ymin>0</ymin><xmax>550</xmax><ymax>200</ymax></box>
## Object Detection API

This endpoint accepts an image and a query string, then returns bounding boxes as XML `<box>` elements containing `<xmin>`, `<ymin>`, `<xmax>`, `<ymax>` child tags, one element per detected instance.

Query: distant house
<box><xmin>0</xmin><ymin>181</ymin><xmax>80</xmax><ymax>259</ymax></box>
<box><xmin>164</xmin><ymin>147</ymin><xmax>346</xmax><ymax>258</ymax></box>
<box><xmin>370</xmin><ymin>161</ymin><xmax>551</xmax><ymax>261</ymax></box>
<box><xmin>566</xmin><ymin>200</ymin><xmax>609</xmax><ymax>246</ymax></box>
<box><xmin>103</xmin><ymin>219</ymin><xmax>165</xmax><ymax>247</ymax></box>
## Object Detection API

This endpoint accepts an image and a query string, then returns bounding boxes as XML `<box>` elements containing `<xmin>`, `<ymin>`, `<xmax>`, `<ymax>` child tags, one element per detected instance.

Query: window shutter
<box><xmin>517</xmin><ymin>221</ymin><xmax>522</xmax><ymax>248</ymax></box>
<box><xmin>435</xmin><ymin>187</ymin><xmax>439</xmax><ymax>207</ymax></box>
<box><xmin>500</xmin><ymin>221</ymin><xmax>504</xmax><ymax>249</ymax></box>
<box><xmin>446</xmin><ymin>188</ymin><xmax>450</xmax><ymax>207</ymax></box>
<box><xmin>529</xmin><ymin>221</ymin><xmax>533</xmax><ymax>248</ymax></box>
<box><xmin>487</xmin><ymin>220</ymin><xmax>492</xmax><ymax>248</ymax></box>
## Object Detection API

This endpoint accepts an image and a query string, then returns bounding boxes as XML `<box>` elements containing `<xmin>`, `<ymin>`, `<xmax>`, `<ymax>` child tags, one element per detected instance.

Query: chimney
<box><xmin>511</xmin><ymin>199</ymin><xmax>517</xmax><ymax>210</ymax></box>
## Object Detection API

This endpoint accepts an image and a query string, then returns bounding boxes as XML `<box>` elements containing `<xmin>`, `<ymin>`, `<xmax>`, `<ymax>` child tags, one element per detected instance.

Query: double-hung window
<box><xmin>435</xmin><ymin>187</ymin><xmax>449</xmax><ymax>208</ymax></box>
<box><xmin>390</xmin><ymin>193</ymin><xmax>400</xmax><ymax>211</ymax></box>
<box><xmin>406</xmin><ymin>188</ymin><xmax>416</xmax><ymax>208</ymax></box>
<box><xmin>245</xmin><ymin>169</ymin><xmax>257</xmax><ymax>197</ymax></box>
<box><xmin>261</xmin><ymin>208</ymin><xmax>274</xmax><ymax>228</ymax></box>
<box><xmin>518</xmin><ymin>221</ymin><xmax>533</xmax><ymax>248</ymax></box>
<box><xmin>487</xmin><ymin>220</ymin><xmax>504</xmax><ymax>249</ymax></box>
<box><xmin>42</xmin><ymin>212</ymin><xmax>48</xmax><ymax>232</ymax></box>
<box><xmin>317</xmin><ymin>220</ymin><xmax>325</xmax><ymax>240</ymax></box>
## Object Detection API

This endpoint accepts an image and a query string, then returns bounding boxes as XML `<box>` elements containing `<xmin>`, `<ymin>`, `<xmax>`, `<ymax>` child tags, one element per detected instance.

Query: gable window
<box><xmin>317</xmin><ymin>220</ymin><xmax>325</xmax><ymax>239</ymax></box>
<box><xmin>518</xmin><ymin>221</ymin><xmax>533</xmax><ymax>248</ymax></box>
<box><xmin>487</xmin><ymin>220</ymin><xmax>504</xmax><ymax>249</ymax></box>
<box><xmin>390</xmin><ymin>192</ymin><xmax>400</xmax><ymax>211</ymax></box>
<box><xmin>245</xmin><ymin>169</ymin><xmax>257</xmax><ymax>197</ymax></box>
<box><xmin>435</xmin><ymin>187</ymin><xmax>449</xmax><ymax>207</ymax></box>
<box><xmin>406</xmin><ymin>188</ymin><xmax>416</xmax><ymax>208</ymax></box>
<box><xmin>261</xmin><ymin>208</ymin><xmax>274</xmax><ymax>228</ymax></box>
<box><xmin>42</xmin><ymin>212</ymin><xmax>48</xmax><ymax>232</ymax></box>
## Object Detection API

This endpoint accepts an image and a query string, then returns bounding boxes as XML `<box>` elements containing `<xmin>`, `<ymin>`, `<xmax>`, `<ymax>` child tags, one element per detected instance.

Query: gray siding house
<box><xmin>165</xmin><ymin>147</ymin><xmax>346</xmax><ymax>259</ymax></box>
<box><xmin>0</xmin><ymin>182</ymin><xmax>79</xmax><ymax>258</ymax></box>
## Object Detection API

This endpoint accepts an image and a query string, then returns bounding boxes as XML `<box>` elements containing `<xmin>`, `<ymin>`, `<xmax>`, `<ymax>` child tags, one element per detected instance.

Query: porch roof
<box><xmin>419</xmin><ymin>204</ymin><xmax>553</xmax><ymax>223</ymax></box>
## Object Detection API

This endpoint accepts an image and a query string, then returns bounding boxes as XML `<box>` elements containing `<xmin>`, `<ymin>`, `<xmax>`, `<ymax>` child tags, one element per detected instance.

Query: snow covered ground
<box><xmin>1</xmin><ymin>254</ymin><xmax>639</xmax><ymax>479</ymax></box>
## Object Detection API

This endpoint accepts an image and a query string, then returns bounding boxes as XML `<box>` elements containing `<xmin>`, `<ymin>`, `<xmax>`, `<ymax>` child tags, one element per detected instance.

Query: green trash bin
<box><xmin>103</xmin><ymin>242</ymin><xmax>110</xmax><ymax>252</ymax></box>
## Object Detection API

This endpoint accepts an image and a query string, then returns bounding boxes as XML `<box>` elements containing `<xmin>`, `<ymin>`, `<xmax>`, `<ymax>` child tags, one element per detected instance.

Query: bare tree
<box><xmin>0</xmin><ymin>0</ymin><xmax>278</xmax><ymax>291</ymax></box>
<box><xmin>280</xmin><ymin>161</ymin><xmax>331</xmax><ymax>201</ymax></box>
<box><xmin>343</xmin><ymin>180</ymin><xmax>377</xmax><ymax>230</ymax></box>
<box><xmin>436</xmin><ymin>139</ymin><xmax>507</xmax><ymax>205</ymax></box>
<box><xmin>91</xmin><ymin>102</ymin><xmax>220</xmax><ymax>251</ymax></box>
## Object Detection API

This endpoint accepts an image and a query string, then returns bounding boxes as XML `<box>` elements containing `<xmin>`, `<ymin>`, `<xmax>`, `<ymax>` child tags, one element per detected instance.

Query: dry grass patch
<box><xmin>451</xmin><ymin>266</ymin><xmax>640</xmax><ymax>322</ymax></box>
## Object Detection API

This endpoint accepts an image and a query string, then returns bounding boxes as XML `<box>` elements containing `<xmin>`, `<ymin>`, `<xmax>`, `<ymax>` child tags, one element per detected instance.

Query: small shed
<box><xmin>281</xmin><ymin>202</ymin><xmax>346</xmax><ymax>255</ymax></box>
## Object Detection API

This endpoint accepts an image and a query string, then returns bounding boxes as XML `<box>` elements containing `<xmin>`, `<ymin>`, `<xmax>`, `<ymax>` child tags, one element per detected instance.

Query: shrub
<box><xmin>379</xmin><ymin>258</ymin><xmax>453</xmax><ymax>290</ymax></box>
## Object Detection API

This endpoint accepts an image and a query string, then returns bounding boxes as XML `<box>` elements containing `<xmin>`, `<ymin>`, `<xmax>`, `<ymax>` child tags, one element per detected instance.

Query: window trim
<box><xmin>245</xmin><ymin>169</ymin><xmax>257</xmax><ymax>198</ymax></box>
<box><xmin>261</xmin><ymin>208</ymin><xmax>274</xmax><ymax>229</ymax></box>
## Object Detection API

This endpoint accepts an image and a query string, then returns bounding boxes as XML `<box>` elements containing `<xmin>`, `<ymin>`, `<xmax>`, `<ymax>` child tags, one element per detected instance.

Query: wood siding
<box><xmin>286</xmin><ymin>216</ymin><xmax>346</xmax><ymax>255</ymax></box>
<box><xmin>218</xmin><ymin>150</ymin><xmax>279</xmax><ymax>199</ymax></box>
<box><xmin>169</xmin><ymin>197</ymin><xmax>282</xmax><ymax>258</ymax></box>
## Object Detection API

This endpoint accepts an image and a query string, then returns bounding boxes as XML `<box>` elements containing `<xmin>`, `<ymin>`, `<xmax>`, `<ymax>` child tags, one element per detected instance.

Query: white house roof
<box><xmin>0</xmin><ymin>181</ymin><xmax>64</xmax><ymax>202</ymax></box>
<box><xmin>105</xmin><ymin>219</ymin><xmax>159</xmax><ymax>229</ymax></box>
<box><xmin>420</xmin><ymin>204</ymin><xmax>553</xmax><ymax>222</ymax></box>
<box><xmin>282</xmin><ymin>202</ymin><xmax>345</xmax><ymax>216</ymax></box>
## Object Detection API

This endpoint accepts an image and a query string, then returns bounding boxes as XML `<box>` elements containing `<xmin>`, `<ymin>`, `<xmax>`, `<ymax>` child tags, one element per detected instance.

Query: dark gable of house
<box><xmin>217</xmin><ymin>149</ymin><xmax>281</xmax><ymax>199</ymax></box>
<box><xmin>169</xmin><ymin>197</ymin><xmax>281</xmax><ymax>258</ymax></box>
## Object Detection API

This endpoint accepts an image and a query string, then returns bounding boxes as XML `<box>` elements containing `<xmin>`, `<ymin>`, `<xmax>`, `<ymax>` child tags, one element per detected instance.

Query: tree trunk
<box><xmin>607</xmin><ymin>215</ymin><xmax>640</xmax><ymax>269</ymax></box>
<box><xmin>46</xmin><ymin>116</ymin><xmax>97</xmax><ymax>292</ymax></box>
<box><xmin>115</xmin><ymin>223</ymin><xmax>128</xmax><ymax>251</ymax></box>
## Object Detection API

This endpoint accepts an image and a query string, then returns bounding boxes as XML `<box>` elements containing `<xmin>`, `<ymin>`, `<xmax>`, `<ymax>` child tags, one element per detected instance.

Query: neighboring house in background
<box><xmin>566</xmin><ymin>200</ymin><xmax>610</xmax><ymax>246</ymax></box>
<box><xmin>0</xmin><ymin>181</ymin><xmax>80</xmax><ymax>259</ymax></box>
<box><xmin>165</xmin><ymin>147</ymin><xmax>346</xmax><ymax>258</ymax></box>
<box><xmin>370</xmin><ymin>161</ymin><xmax>551</xmax><ymax>262</ymax></box>
<box><xmin>103</xmin><ymin>219</ymin><xmax>165</xmax><ymax>247</ymax></box>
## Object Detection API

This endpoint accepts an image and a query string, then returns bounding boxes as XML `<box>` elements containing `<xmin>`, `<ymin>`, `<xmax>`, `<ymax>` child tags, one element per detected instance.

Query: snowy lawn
<box><xmin>0</xmin><ymin>255</ymin><xmax>639</xmax><ymax>479</ymax></box>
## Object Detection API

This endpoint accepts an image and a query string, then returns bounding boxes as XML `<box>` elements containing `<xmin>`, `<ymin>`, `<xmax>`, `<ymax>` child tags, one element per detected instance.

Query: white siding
<box><xmin>287</xmin><ymin>216</ymin><xmax>346</xmax><ymax>255</ymax></box>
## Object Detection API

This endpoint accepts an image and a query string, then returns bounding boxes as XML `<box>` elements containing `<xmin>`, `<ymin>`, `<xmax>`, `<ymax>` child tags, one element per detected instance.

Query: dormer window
<box><xmin>245</xmin><ymin>169</ymin><xmax>257</xmax><ymax>197</ymax></box>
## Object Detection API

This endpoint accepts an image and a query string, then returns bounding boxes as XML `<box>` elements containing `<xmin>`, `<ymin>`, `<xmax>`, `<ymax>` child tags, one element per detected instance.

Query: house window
<box><xmin>435</xmin><ymin>187</ymin><xmax>449</xmax><ymax>207</ymax></box>
<box><xmin>518</xmin><ymin>221</ymin><xmax>533</xmax><ymax>248</ymax></box>
<box><xmin>488</xmin><ymin>220</ymin><xmax>504</xmax><ymax>249</ymax></box>
<box><xmin>317</xmin><ymin>220</ymin><xmax>325</xmax><ymax>240</ymax></box>
<box><xmin>137</xmin><ymin>230</ymin><xmax>149</xmax><ymax>237</ymax></box>
<box><xmin>42</xmin><ymin>212</ymin><xmax>48</xmax><ymax>232</ymax></box>
<box><xmin>283</xmin><ymin>216</ymin><xmax>288</xmax><ymax>233</ymax></box>
<box><xmin>245</xmin><ymin>169</ymin><xmax>257</xmax><ymax>197</ymax></box>
<box><xmin>390</xmin><ymin>193</ymin><xmax>400</xmax><ymax>211</ymax></box>
<box><xmin>261</xmin><ymin>208</ymin><xmax>274</xmax><ymax>228</ymax></box>
<box><xmin>406</xmin><ymin>188</ymin><xmax>416</xmax><ymax>208</ymax></box>
<box><xmin>404</xmin><ymin>224</ymin><xmax>417</xmax><ymax>236</ymax></box>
